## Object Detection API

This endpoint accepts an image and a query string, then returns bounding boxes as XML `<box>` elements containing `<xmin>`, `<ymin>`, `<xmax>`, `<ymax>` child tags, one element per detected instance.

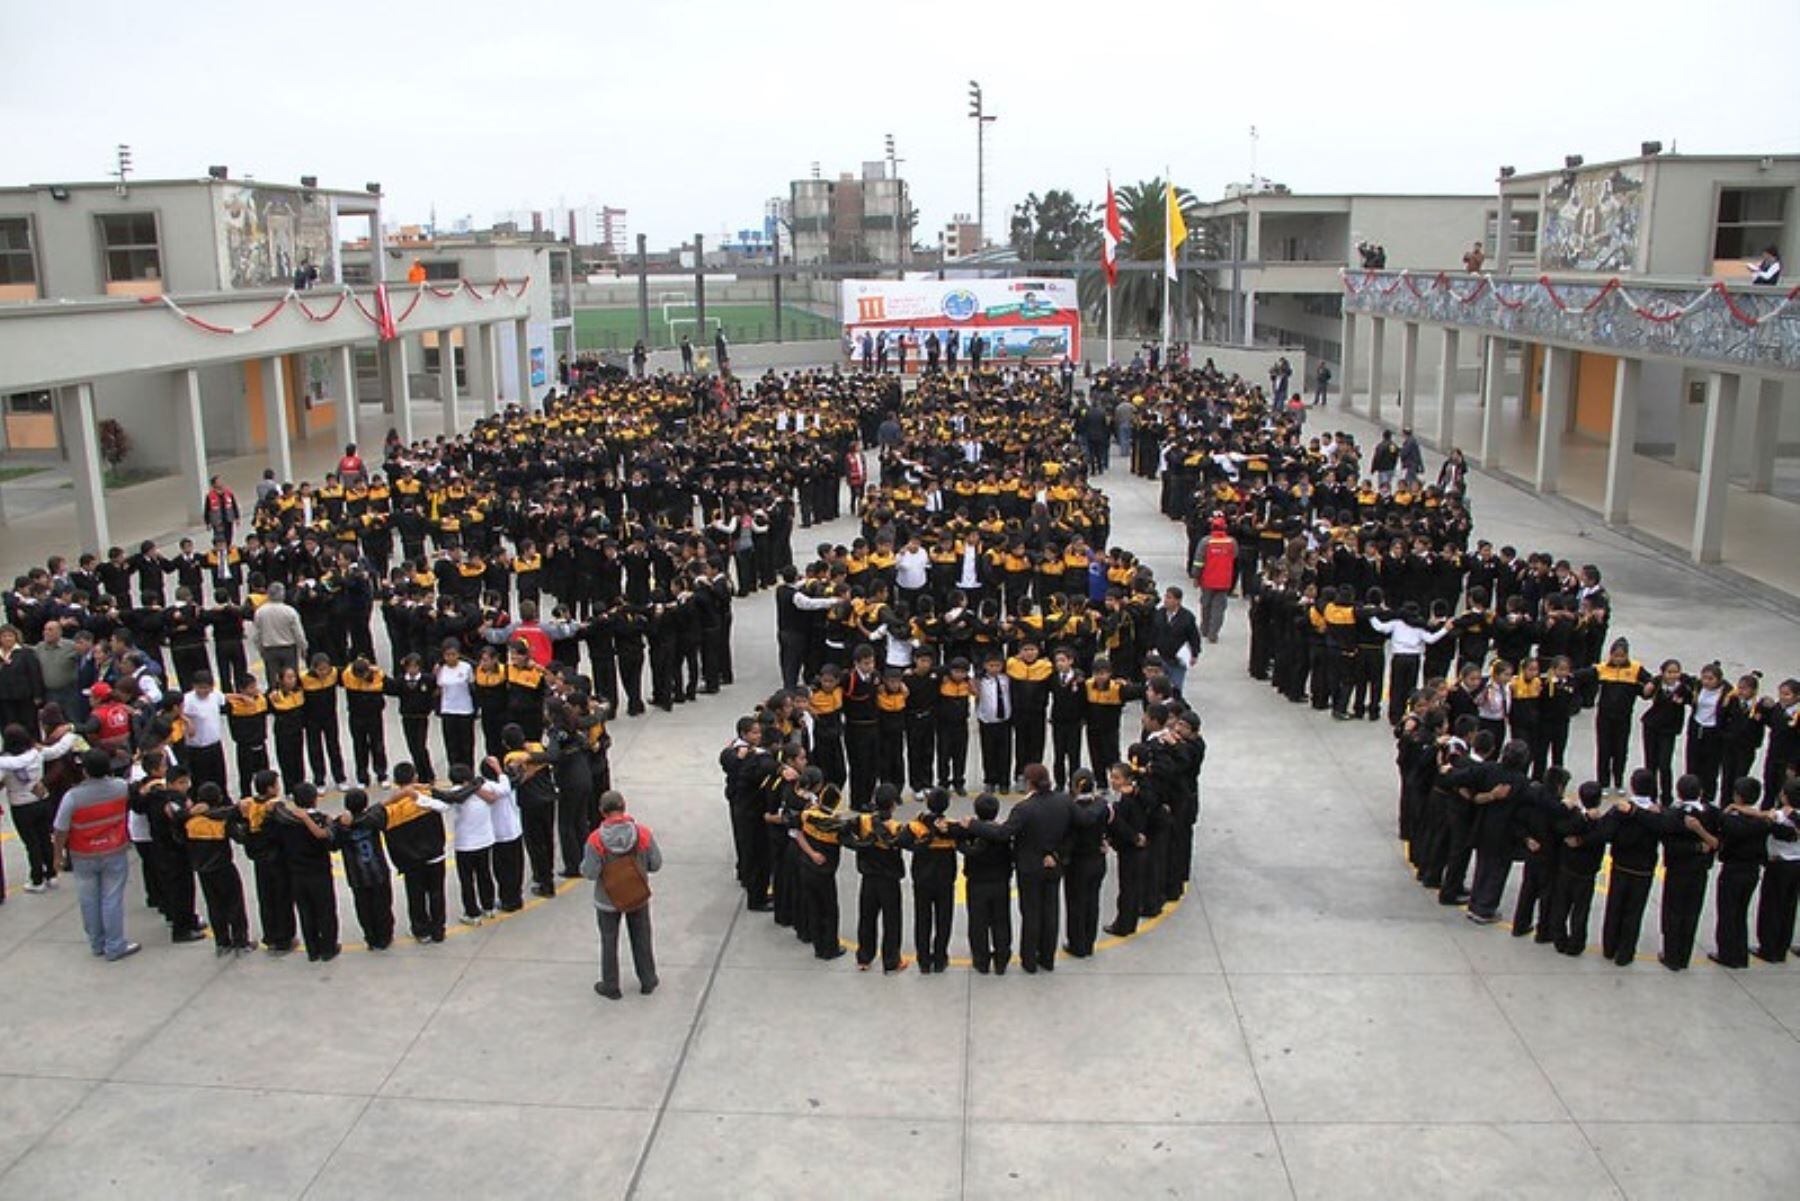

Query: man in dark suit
<box><xmin>1150</xmin><ymin>586</ymin><xmax>1203</xmax><ymax>693</ymax></box>
<box><xmin>963</xmin><ymin>764</ymin><xmax>1108</xmax><ymax>973</ymax></box>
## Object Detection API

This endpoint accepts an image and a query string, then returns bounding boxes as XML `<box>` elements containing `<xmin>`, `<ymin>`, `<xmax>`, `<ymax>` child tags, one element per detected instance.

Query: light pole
<box><xmin>968</xmin><ymin>82</ymin><xmax>996</xmax><ymax>250</ymax></box>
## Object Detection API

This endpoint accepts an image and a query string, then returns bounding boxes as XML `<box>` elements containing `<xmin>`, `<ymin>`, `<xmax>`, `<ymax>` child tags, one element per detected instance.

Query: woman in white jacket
<box><xmin>1</xmin><ymin>718</ymin><xmax>80</xmax><ymax>893</ymax></box>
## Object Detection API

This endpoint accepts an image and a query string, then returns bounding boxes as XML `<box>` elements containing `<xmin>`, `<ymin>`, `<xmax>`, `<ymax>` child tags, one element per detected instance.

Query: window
<box><xmin>0</xmin><ymin>217</ymin><xmax>37</xmax><ymax>286</ymax></box>
<box><xmin>1713</xmin><ymin>188</ymin><xmax>1787</xmax><ymax>259</ymax></box>
<box><xmin>340</xmin><ymin>261</ymin><xmax>373</xmax><ymax>285</ymax></box>
<box><xmin>1484</xmin><ymin>210</ymin><xmax>1539</xmax><ymax>259</ymax></box>
<box><xmin>422</xmin><ymin>260</ymin><xmax>460</xmax><ymax>281</ymax></box>
<box><xmin>97</xmin><ymin>212</ymin><xmax>161</xmax><ymax>281</ymax></box>
<box><xmin>5</xmin><ymin>390</ymin><xmax>52</xmax><ymax>414</ymax></box>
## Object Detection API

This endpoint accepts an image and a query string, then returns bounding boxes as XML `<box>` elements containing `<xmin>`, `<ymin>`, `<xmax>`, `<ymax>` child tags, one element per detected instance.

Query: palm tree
<box><xmin>1078</xmin><ymin>177</ymin><xmax>1217</xmax><ymax>343</ymax></box>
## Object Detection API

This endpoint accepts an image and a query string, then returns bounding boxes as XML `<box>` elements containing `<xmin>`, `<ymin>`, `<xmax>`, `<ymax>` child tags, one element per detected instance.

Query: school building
<box><xmin>1335</xmin><ymin>149</ymin><xmax>1800</xmax><ymax>590</ymax></box>
<box><xmin>0</xmin><ymin>174</ymin><xmax>570</xmax><ymax>554</ymax></box>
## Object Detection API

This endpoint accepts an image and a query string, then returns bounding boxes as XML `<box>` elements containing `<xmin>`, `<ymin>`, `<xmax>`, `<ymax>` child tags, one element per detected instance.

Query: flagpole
<box><xmin>1104</xmin><ymin>170</ymin><xmax>1114</xmax><ymax>367</ymax></box>
<box><xmin>1161</xmin><ymin>167</ymin><xmax>1172</xmax><ymax>364</ymax></box>
<box><xmin>1106</xmin><ymin>282</ymin><xmax>1113</xmax><ymax>368</ymax></box>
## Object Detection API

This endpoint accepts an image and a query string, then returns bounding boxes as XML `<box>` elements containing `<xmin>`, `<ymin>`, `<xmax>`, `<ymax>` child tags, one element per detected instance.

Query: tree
<box><xmin>1008</xmin><ymin>189</ymin><xmax>1098</xmax><ymax>261</ymax></box>
<box><xmin>97</xmin><ymin>418</ymin><xmax>131</xmax><ymax>473</ymax></box>
<box><xmin>1076</xmin><ymin>177</ymin><xmax>1219</xmax><ymax>341</ymax></box>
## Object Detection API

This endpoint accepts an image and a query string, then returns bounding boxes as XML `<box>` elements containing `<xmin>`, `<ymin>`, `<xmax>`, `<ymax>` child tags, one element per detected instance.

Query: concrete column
<box><xmin>514</xmin><ymin>319</ymin><xmax>533</xmax><ymax>409</ymax></box>
<box><xmin>1434</xmin><ymin>327</ymin><xmax>1460</xmax><ymax>449</ymax></box>
<box><xmin>1534</xmin><ymin>345</ymin><xmax>1571</xmax><ymax>493</ymax></box>
<box><xmin>58</xmin><ymin>383</ymin><xmax>110</xmax><ymax>552</ymax></box>
<box><xmin>466</xmin><ymin>323</ymin><xmax>499</xmax><ymax>416</ymax></box>
<box><xmin>1746</xmin><ymin>377</ymin><xmax>1783</xmax><ymax>493</ymax></box>
<box><xmin>171</xmin><ymin>368</ymin><xmax>207</xmax><ymax>523</ymax></box>
<box><xmin>260</xmin><ymin>356</ymin><xmax>293</xmax><ymax>483</ymax></box>
<box><xmin>1603</xmin><ymin>357</ymin><xmax>1640</xmax><ymax>525</ymax></box>
<box><xmin>385</xmin><ymin>338</ymin><xmax>414</xmax><ymax>445</ymax></box>
<box><xmin>1366</xmin><ymin>316</ymin><xmax>1386</xmax><ymax>421</ymax></box>
<box><xmin>1243</xmin><ymin>290</ymin><xmax>1258</xmax><ymax>344</ymax></box>
<box><xmin>1397</xmin><ymin>321</ymin><xmax>1420</xmax><ymax>430</ymax></box>
<box><xmin>1692</xmin><ymin>372</ymin><xmax>1740</xmax><ymax>564</ymax></box>
<box><xmin>439</xmin><ymin>331</ymin><xmax>460</xmax><ymax>436</ymax></box>
<box><xmin>330</xmin><ymin>345</ymin><xmax>357</xmax><ymax>451</ymax></box>
<box><xmin>1337</xmin><ymin>310</ymin><xmax>1357</xmax><ymax>410</ymax></box>
<box><xmin>1477</xmin><ymin>336</ymin><xmax>1505</xmax><ymax>469</ymax></box>
<box><xmin>1493</xmin><ymin>194</ymin><xmax>1513</xmax><ymax>274</ymax></box>
<box><xmin>693</xmin><ymin>234</ymin><xmax>706</xmax><ymax>351</ymax></box>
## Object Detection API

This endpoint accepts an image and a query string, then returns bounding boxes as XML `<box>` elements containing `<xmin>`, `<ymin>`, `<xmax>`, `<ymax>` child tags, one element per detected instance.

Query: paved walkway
<box><xmin>0</xmin><ymin>405</ymin><xmax>1795</xmax><ymax>1199</ymax></box>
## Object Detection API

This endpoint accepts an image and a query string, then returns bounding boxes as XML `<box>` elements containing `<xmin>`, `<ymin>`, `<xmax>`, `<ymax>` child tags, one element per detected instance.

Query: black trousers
<box><xmin>1469</xmin><ymin>841</ymin><xmax>1513</xmax><ymax>919</ymax></box>
<box><xmin>877</xmin><ymin>722</ymin><xmax>906</xmax><ymax>786</ymax></box>
<box><xmin>304</xmin><ymin>719</ymin><xmax>345</xmax><ymax>784</ymax></box>
<box><xmin>196</xmin><ymin>866</ymin><xmax>249</xmax><ymax>949</ymax></box>
<box><xmin>1756</xmin><ymin>857</ymin><xmax>1800</xmax><ymax>962</ymax></box>
<box><xmin>1641</xmin><ymin>725</ymin><xmax>1680</xmax><ymax>802</ymax></box>
<box><xmin>905</xmin><ymin>719</ymin><xmax>936</xmax><ymax>793</ymax></box>
<box><xmin>1658</xmin><ymin>866</ymin><xmax>1710</xmax><ymax>969</ymax></box>
<box><xmin>1086</xmin><ymin>721</ymin><xmax>1121</xmax><ymax>779</ymax></box>
<box><xmin>493</xmin><ymin>837</ymin><xmax>525</xmax><ymax>910</ymax></box>
<box><xmin>1685</xmin><ymin>726</ymin><xmax>1724</xmax><ymax>802</ymax></box>
<box><xmin>233</xmin><ymin>739</ymin><xmax>270</xmax><ymax>800</ymax></box>
<box><xmin>978</xmin><ymin>721</ymin><xmax>1012</xmax><ymax>788</ymax></box>
<box><xmin>966</xmin><ymin>877</ymin><xmax>1012</xmax><ymax>970</ymax></box>
<box><xmin>1547</xmin><ymin>868</ymin><xmax>1597</xmax><ymax>954</ymax></box>
<box><xmin>252</xmin><ymin>857</ymin><xmax>295</xmax><ymax>949</ymax></box>
<box><xmin>349</xmin><ymin>720</ymin><xmax>388</xmax><ymax>784</ymax></box>
<box><xmin>441</xmin><ymin>713</ymin><xmax>476</xmax><ymax>769</ymax></box>
<box><xmin>1013</xmin><ymin>715</ymin><xmax>1046</xmax><ymax>775</ymax></box>
<box><xmin>351</xmin><ymin>878</ymin><xmax>396</xmax><ymax>948</ymax></box>
<box><xmin>403</xmin><ymin>861</ymin><xmax>447</xmax><ymax>940</ymax></box>
<box><xmin>856</xmin><ymin>875</ymin><xmax>903</xmax><ymax>969</ymax></box>
<box><xmin>936</xmin><ymin>721</ymin><xmax>968</xmax><ymax>791</ymax></box>
<box><xmin>186</xmin><ymin>742</ymin><xmax>228</xmax><ymax>798</ymax></box>
<box><xmin>800</xmin><ymin>863</ymin><xmax>840</xmax><ymax>957</ymax></box>
<box><xmin>522</xmin><ymin>804</ymin><xmax>556</xmax><ymax>889</ymax></box>
<box><xmin>1017</xmin><ymin>871</ymin><xmax>1062</xmax><ymax>970</ymax></box>
<box><xmin>1595</xmin><ymin>712</ymin><xmax>1631</xmax><ymax>789</ymax></box>
<box><xmin>1353</xmin><ymin>645</ymin><xmax>1385</xmax><ymax>717</ymax></box>
<box><xmin>1512</xmin><ymin>851</ymin><xmax>1555</xmax><ymax>938</ymax></box>
<box><xmin>456</xmin><ymin>845</ymin><xmax>496</xmax><ymax>916</ymax></box>
<box><xmin>1711</xmin><ymin>861</ymin><xmax>1759</xmax><ymax>967</ymax></box>
<box><xmin>559</xmin><ymin>789</ymin><xmax>595</xmax><ymax>876</ymax></box>
<box><xmin>777</xmin><ymin>631</ymin><xmax>807</xmax><ymax>691</ymax></box>
<box><xmin>10</xmin><ymin>801</ymin><xmax>57</xmax><ymax>886</ymax></box>
<box><xmin>214</xmin><ymin>639</ymin><xmax>249</xmax><ymax>693</ymax></box>
<box><xmin>290</xmin><ymin>866</ymin><xmax>339</xmax><ymax>958</ymax></box>
<box><xmin>845</xmin><ymin>721</ymin><xmax>880</xmax><ymax>810</ymax></box>
<box><xmin>275</xmin><ymin>727</ymin><xmax>306</xmax><ymax>793</ymax></box>
<box><xmin>1112</xmin><ymin>845</ymin><xmax>1145</xmax><ymax>934</ymax></box>
<box><xmin>154</xmin><ymin>841</ymin><xmax>200</xmax><ymax>934</ymax></box>
<box><xmin>1435</xmin><ymin>798</ymin><xmax>1475</xmax><ymax>902</ymax></box>
<box><xmin>1601</xmin><ymin>865</ymin><xmax>1654</xmax><ymax>964</ymax></box>
<box><xmin>912</xmin><ymin>878</ymin><xmax>954</xmax><ymax>968</ymax></box>
<box><xmin>401</xmin><ymin>716</ymin><xmax>436</xmax><ymax>783</ymax></box>
<box><xmin>1050</xmin><ymin>721</ymin><xmax>1083</xmax><ymax>790</ymax></box>
<box><xmin>1064</xmin><ymin>854</ymin><xmax>1105</xmax><ymax>955</ymax></box>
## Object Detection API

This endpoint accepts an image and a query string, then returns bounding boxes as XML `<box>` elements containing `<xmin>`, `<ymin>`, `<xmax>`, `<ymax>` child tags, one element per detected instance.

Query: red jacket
<box><xmin>1197</xmin><ymin>534</ymin><xmax>1237</xmax><ymax>591</ymax></box>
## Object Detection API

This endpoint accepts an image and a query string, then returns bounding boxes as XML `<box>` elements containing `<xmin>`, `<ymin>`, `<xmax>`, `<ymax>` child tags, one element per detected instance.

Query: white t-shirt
<box><xmin>447</xmin><ymin>787</ymin><xmax>495</xmax><ymax>852</ymax></box>
<box><xmin>894</xmin><ymin>547</ymin><xmax>930</xmax><ymax>591</ymax></box>
<box><xmin>484</xmin><ymin>775</ymin><xmax>521</xmax><ymax>842</ymax></box>
<box><xmin>436</xmin><ymin>661</ymin><xmax>475</xmax><ymax>715</ymax></box>
<box><xmin>182</xmin><ymin>690</ymin><xmax>226</xmax><ymax>747</ymax></box>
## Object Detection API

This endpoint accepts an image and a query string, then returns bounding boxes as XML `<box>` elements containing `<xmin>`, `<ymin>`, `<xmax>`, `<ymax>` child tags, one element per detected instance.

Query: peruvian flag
<box><xmin>1102</xmin><ymin>179</ymin><xmax>1122</xmax><ymax>287</ymax></box>
<box><xmin>374</xmin><ymin>283</ymin><xmax>399</xmax><ymax>342</ymax></box>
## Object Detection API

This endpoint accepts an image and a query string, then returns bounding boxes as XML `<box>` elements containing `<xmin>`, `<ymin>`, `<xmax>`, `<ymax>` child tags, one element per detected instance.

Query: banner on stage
<box><xmin>840</xmin><ymin>278</ymin><xmax>1080</xmax><ymax>366</ymax></box>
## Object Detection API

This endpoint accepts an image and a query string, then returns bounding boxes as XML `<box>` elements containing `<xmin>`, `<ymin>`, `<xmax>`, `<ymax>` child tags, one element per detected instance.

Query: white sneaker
<box><xmin>459</xmin><ymin>914</ymin><xmax>483</xmax><ymax>926</ymax></box>
<box><xmin>23</xmin><ymin>883</ymin><xmax>46</xmax><ymax>894</ymax></box>
<box><xmin>333</xmin><ymin>779</ymin><xmax>350</xmax><ymax>792</ymax></box>
<box><xmin>44</xmin><ymin>877</ymin><xmax>58</xmax><ymax>890</ymax></box>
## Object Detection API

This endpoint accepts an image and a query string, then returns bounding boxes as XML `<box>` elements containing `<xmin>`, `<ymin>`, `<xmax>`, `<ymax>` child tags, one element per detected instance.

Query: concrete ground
<box><xmin>0</xmin><ymin>400</ymin><xmax>1796</xmax><ymax>1199</ymax></box>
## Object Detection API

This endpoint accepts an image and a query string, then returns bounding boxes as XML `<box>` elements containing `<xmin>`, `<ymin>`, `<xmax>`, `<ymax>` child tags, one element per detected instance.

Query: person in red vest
<box><xmin>85</xmin><ymin>682</ymin><xmax>136</xmax><ymax>767</ymax></box>
<box><xmin>336</xmin><ymin>443</ymin><xmax>367</xmax><ymax>489</ymax></box>
<box><xmin>480</xmin><ymin>601</ymin><xmax>577</xmax><ymax>668</ymax></box>
<box><xmin>1194</xmin><ymin>515</ymin><xmax>1238</xmax><ymax>644</ymax></box>
<box><xmin>52</xmin><ymin>748</ymin><xmax>140</xmax><ymax>961</ymax></box>
<box><xmin>203</xmin><ymin>475</ymin><xmax>241</xmax><ymax>545</ymax></box>
<box><xmin>845</xmin><ymin>443</ymin><xmax>867</xmax><ymax>510</ymax></box>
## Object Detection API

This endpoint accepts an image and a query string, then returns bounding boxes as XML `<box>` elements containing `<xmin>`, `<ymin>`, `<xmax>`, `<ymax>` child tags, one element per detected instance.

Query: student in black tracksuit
<box><xmin>1599</xmin><ymin>769</ymin><xmax>1663</xmax><ymax>966</ymax></box>
<box><xmin>239</xmin><ymin>770</ymin><xmax>296</xmax><ymax>952</ymax></box>
<box><xmin>935</xmin><ymin>659</ymin><xmax>973</xmax><ymax>794</ymax></box>
<box><xmin>790</xmin><ymin>773</ymin><xmax>845</xmax><ymax>960</ymax></box>
<box><xmin>386</xmin><ymin>655</ymin><xmax>438</xmax><ymax>784</ymax></box>
<box><xmin>1654</xmin><ymin>773</ymin><xmax>1721</xmax><ymax>970</ymax></box>
<box><xmin>902</xmin><ymin>651</ymin><xmax>940</xmax><ymax>796</ymax></box>
<box><xmin>224</xmin><ymin>681</ymin><xmax>270</xmax><ymax>800</ymax></box>
<box><xmin>503</xmin><ymin>724</ymin><xmax>560</xmax><ymax>897</ymax></box>
<box><xmin>1755</xmin><ymin>776</ymin><xmax>1800</xmax><ymax>964</ymax></box>
<box><xmin>1710</xmin><ymin>777</ymin><xmax>1772</xmax><ymax>969</ymax></box>
<box><xmin>335</xmin><ymin>788</ymin><xmax>396</xmax><ymax>950</ymax></box>
<box><xmin>902</xmin><ymin>788</ymin><xmax>958</xmax><ymax>973</ymax></box>
<box><xmin>1639</xmin><ymin>662</ymin><xmax>1692</xmax><ymax>804</ymax></box>
<box><xmin>272</xmin><ymin>783</ymin><xmax>341</xmax><ymax>962</ymax></box>
<box><xmin>1545</xmin><ymin>781</ymin><xmax>1608</xmax><ymax>956</ymax></box>
<box><xmin>1061</xmin><ymin>770</ymin><xmax>1108</xmax><ymax>957</ymax></box>
<box><xmin>178</xmin><ymin>782</ymin><xmax>251</xmax><ymax>955</ymax></box>
<box><xmin>380</xmin><ymin>763</ymin><xmax>450</xmax><ymax>943</ymax></box>
<box><xmin>341</xmin><ymin>658</ymin><xmax>390</xmax><ymax>787</ymax></box>
<box><xmin>958</xmin><ymin>792</ymin><xmax>1014</xmax><ymax>973</ymax></box>
<box><xmin>844</xmin><ymin>783</ymin><xmax>906</xmax><ymax>973</ymax></box>
<box><xmin>1572</xmin><ymin>640</ymin><xmax>1651</xmax><ymax>792</ymax></box>
<box><xmin>1510</xmin><ymin>767</ymin><xmax>1571</xmax><ymax>940</ymax></box>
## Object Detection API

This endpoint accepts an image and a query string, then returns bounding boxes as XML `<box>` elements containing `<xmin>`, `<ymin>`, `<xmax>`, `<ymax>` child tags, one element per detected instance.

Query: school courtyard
<box><xmin>0</xmin><ymin>402</ymin><xmax>1794</xmax><ymax>1200</ymax></box>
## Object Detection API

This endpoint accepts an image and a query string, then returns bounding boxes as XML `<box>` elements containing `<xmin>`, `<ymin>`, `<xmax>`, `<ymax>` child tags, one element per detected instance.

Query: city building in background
<box><xmin>789</xmin><ymin>162</ymin><xmax>911</xmax><ymax>266</ymax></box>
<box><xmin>939</xmin><ymin>212</ymin><xmax>982</xmax><ymax>261</ymax></box>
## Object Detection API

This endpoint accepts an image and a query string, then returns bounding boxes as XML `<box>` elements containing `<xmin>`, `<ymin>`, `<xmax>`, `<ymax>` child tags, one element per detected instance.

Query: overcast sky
<box><xmin>5</xmin><ymin>0</ymin><xmax>1796</xmax><ymax>248</ymax></box>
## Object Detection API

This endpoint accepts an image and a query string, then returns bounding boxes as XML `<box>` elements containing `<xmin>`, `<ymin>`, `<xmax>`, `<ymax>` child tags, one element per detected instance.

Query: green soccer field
<box><xmin>574</xmin><ymin>304</ymin><xmax>838</xmax><ymax>352</ymax></box>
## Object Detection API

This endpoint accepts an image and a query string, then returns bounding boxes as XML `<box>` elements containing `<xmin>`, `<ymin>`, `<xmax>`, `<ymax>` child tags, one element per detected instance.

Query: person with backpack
<box><xmin>580</xmin><ymin>790</ymin><xmax>662</xmax><ymax>999</ymax></box>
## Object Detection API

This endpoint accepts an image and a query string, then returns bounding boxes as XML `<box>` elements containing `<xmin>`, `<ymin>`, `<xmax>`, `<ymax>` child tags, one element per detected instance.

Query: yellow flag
<box><xmin>1165</xmin><ymin>182</ymin><xmax>1188</xmax><ymax>275</ymax></box>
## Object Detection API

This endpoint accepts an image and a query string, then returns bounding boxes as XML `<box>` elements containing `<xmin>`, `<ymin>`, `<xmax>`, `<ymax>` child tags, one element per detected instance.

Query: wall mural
<box><xmin>1540</xmin><ymin>164</ymin><xmax>1644</xmax><ymax>273</ymax></box>
<box><xmin>216</xmin><ymin>185</ymin><xmax>335</xmax><ymax>288</ymax></box>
